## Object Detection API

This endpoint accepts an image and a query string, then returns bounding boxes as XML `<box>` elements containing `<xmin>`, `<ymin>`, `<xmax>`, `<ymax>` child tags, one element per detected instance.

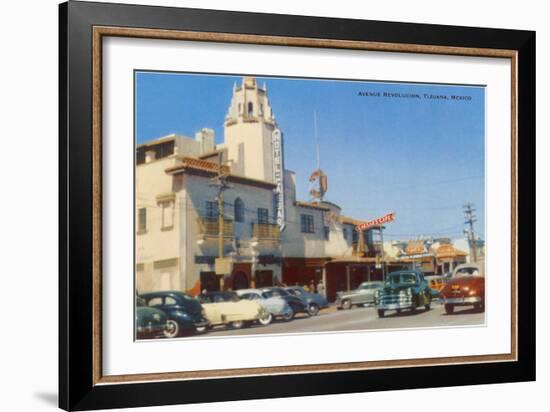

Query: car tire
<box><xmin>282</xmin><ymin>308</ymin><xmax>294</xmax><ymax>322</ymax></box>
<box><xmin>163</xmin><ymin>320</ymin><xmax>180</xmax><ymax>338</ymax></box>
<box><xmin>307</xmin><ymin>303</ymin><xmax>320</xmax><ymax>316</ymax></box>
<box><xmin>444</xmin><ymin>304</ymin><xmax>455</xmax><ymax>314</ymax></box>
<box><xmin>341</xmin><ymin>299</ymin><xmax>352</xmax><ymax>310</ymax></box>
<box><xmin>474</xmin><ymin>302</ymin><xmax>485</xmax><ymax>312</ymax></box>
<box><xmin>258</xmin><ymin>312</ymin><xmax>273</xmax><ymax>326</ymax></box>
<box><xmin>230</xmin><ymin>320</ymin><xmax>244</xmax><ymax>329</ymax></box>
<box><xmin>377</xmin><ymin>309</ymin><xmax>385</xmax><ymax>318</ymax></box>
<box><xmin>425</xmin><ymin>294</ymin><xmax>432</xmax><ymax>311</ymax></box>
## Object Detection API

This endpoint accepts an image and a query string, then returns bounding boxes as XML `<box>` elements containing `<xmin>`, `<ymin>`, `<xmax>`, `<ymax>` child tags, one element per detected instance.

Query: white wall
<box><xmin>0</xmin><ymin>0</ymin><xmax>546</xmax><ymax>412</ymax></box>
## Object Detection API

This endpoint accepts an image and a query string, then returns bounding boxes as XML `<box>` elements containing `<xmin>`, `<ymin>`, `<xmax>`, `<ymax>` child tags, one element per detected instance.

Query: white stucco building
<box><xmin>136</xmin><ymin>76</ymin><xmax>389</xmax><ymax>301</ymax></box>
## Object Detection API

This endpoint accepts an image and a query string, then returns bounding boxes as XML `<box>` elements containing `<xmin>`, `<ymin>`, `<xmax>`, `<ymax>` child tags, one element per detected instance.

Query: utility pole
<box><xmin>210</xmin><ymin>152</ymin><xmax>231</xmax><ymax>289</ymax></box>
<box><xmin>357</xmin><ymin>228</ymin><xmax>364</xmax><ymax>257</ymax></box>
<box><xmin>463</xmin><ymin>203</ymin><xmax>478</xmax><ymax>263</ymax></box>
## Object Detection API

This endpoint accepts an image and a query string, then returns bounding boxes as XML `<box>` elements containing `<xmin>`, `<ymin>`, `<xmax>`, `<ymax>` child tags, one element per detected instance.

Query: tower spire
<box><xmin>223</xmin><ymin>77</ymin><xmax>278</xmax><ymax>182</ymax></box>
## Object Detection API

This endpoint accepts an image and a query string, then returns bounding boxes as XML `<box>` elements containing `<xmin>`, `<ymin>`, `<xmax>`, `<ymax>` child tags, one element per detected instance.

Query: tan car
<box><xmin>198</xmin><ymin>291</ymin><xmax>271</xmax><ymax>329</ymax></box>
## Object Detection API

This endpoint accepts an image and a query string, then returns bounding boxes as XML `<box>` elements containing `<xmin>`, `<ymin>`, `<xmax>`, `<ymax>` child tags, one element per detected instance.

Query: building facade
<box><xmin>136</xmin><ymin>76</ymin><xmax>389</xmax><ymax>301</ymax></box>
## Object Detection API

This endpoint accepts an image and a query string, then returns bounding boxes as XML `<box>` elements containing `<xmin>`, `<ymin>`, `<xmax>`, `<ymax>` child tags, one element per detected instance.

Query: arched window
<box><xmin>247</xmin><ymin>102</ymin><xmax>254</xmax><ymax>116</ymax></box>
<box><xmin>234</xmin><ymin>198</ymin><xmax>245</xmax><ymax>222</ymax></box>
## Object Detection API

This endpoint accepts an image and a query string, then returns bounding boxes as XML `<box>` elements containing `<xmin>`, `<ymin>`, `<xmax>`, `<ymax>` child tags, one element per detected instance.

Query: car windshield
<box><xmin>240</xmin><ymin>293</ymin><xmax>260</xmax><ymax>300</ymax></box>
<box><xmin>266</xmin><ymin>288</ymin><xmax>289</xmax><ymax>297</ymax></box>
<box><xmin>219</xmin><ymin>292</ymin><xmax>239</xmax><ymax>302</ymax></box>
<box><xmin>287</xmin><ymin>289</ymin><xmax>302</xmax><ymax>296</ymax></box>
<box><xmin>387</xmin><ymin>273</ymin><xmax>417</xmax><ymax>284</ymax></box>
<box><xmin>454</xmin><ymin>267</ymin><xmax>482</xmax><ymax>278</ymax></box>
<box><xmin>263</xmin><ymin>290</ymin><xmax>283</xmax><ymax>298</ymax></box>
<box><xmin>359</xmin><ymin>283</ymin><xmax>375</xmax><ymax>289</ymax></box>
<box><xmin>201</xmin><ymin>292</ymin><xmax>239</xmax><ymax>303</ymax></box>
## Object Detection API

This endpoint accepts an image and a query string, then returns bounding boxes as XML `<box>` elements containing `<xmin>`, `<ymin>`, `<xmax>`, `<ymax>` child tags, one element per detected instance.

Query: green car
<box><xmin>375</xmin><ymin>270</ymin><xmax>432</xmax><ymax>318</ymax></box>
<box><xmin>136</xmin><ymin>296</ymin><xmax>168</xmax><ymax>339</ymax></box>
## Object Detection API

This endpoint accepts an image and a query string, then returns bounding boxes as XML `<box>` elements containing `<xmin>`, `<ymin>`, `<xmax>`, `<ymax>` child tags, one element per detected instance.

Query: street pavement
<box><xmin>205</xmin><ymin>302</ymin><xmax>485</xmax><ymax>337</ymax></box>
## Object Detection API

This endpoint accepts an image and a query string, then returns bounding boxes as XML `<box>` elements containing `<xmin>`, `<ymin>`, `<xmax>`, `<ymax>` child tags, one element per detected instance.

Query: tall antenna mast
<box><xmin>313</xmin><ymin>110</ymin><xmax>320</xmax><ymax>170</ymax></box>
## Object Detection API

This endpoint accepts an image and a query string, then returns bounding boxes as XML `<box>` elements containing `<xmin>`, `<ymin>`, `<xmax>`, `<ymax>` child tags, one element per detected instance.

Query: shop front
<box><xmin>282</xmin><ymin>257</ymin><xmax>330</xmax><ymax>292</ymax></box>
<box><xmin>434</xmin><ymin>244</ymin><xmax>467</xmax><ymax>275</ymax></box>
<box><xmin>323</xmin><ymin>258</ymin><xmax>384</xmax><ymax>302</ymax></box>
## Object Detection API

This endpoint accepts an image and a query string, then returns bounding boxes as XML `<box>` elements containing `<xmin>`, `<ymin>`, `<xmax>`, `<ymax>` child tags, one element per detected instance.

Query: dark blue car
<box><xmin>259</xmin><ymin>287</ymin><xmax>310</xmax><ymax>318</ymax></box>
<box><xmin>140</xmin><ymin>291</ymin><xmax>209</xmax><ymax>338</ymax></box>
<box><xmin>284</xmin><ymin>286</ymin><xmax>329</xmax><ymax>315</ymax></box>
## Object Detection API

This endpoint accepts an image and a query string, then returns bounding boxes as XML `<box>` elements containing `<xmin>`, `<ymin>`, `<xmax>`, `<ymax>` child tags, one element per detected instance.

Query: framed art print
<box><xmin>59</xmin><ymin>1</ymin><xmax>535</xmax><ymax>410</ymax></box>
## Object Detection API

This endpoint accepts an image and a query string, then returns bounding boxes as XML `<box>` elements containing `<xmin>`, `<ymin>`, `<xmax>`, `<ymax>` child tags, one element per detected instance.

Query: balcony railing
<box><xmin>352</xmin><ymin>242</ymin><xmax>383</xmax><ymax>257</ymax></box>
<box><xmin>352</xmin><ymin>242</ymin><xmax>365</xmax><ymax>257</ymax></box>
<box><xmin>252</xmin><ymin>223</ymin><xmax>280</xmax><ymax>240</ymax></box>
<box><xmin>196</xmin><ymin>217</ymin><xmax>233</xmax><ymax>237</ymax></box>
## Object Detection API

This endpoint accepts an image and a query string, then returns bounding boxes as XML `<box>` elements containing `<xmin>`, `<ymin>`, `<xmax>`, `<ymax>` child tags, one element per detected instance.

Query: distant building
<box><xmin>387</xmin><ymin>237</ymin><xmax>470</xmax><ymax>276</ymax></box>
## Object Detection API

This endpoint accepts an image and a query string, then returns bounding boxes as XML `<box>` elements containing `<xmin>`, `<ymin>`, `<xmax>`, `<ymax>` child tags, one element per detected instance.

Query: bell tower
<box><xmin>224</xmin><ymin>77</ymin><xmax>278</xmax><ymax>182</ymax></box>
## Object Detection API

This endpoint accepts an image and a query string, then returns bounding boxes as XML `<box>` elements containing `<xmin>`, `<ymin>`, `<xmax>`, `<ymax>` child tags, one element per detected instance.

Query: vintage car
<box><xmin>424</xmin><ymin>275</ymin><xmax>447</xmax><ymax>299</ymax></box>
<box><xmin>335</xmin><ymin>281</ymin><xmax>384</xmax><ymax>310</ymax></box>
<box><xmin>135</xmin><ymin>296</ymin><xmax>168</xmax><ymax>339</ymax></box>
<box><xmin>198</xmin><ymin>291</ymin><xmax>271</xmax><ymax>328</ymax></box>
<box><xmin>284</xmin><ymin>286</ymin><xmax>329</xmax><ymax>315</ymax></box>
<box><xmin>259</xmin><ymin>287</ymin><xmax>311</xmax><ymax>317</ymax></box>
<box><xmin>140</xmin><ymin>291</ymin><xmax>210</xmax><ymax>338</ymax></box>
<box><xmin>439</xmin><ymin>263</ymin><xmax>485</xmax><ymax>314</ymax></box>
<box><xmin>236</xmin><ymin>288</ymin><xmax>294</xmax><ymax>322</ymax></box>
<box><xmin>375</xmin><ymin>271</ymin><xmax>432</xmax><ymax>317</ymax></box>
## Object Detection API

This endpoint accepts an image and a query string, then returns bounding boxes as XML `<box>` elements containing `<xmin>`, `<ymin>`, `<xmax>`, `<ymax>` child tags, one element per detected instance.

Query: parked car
<box><xmin>236</xmin><ymin>289</ymin><xmax>294</xmax><ymax>322</ymax></box>
<box><xmin>140</xmin><ymin>291</ymin><xmax>210</xmax><ymax>338</ymax></box>
<box><xmin>335</xmin><ymin>281</ymin><xmax>384</xmax><ymax>310</ymax></box>
<box><xmin>424</xmin><ymin>275</ymin><xmax>447</xmax><ymax>299</ymax></box>
<box><xmin>135</xmin><ymin>296</ymin><xmax>168</xmax><ymax>339</ymax></box>
<box><xmin>375</xmin><ymin>271</ymin><xmax>432</xmax><ymax>317</ymax></box>
<box><xmin>284</xmin><ymin>286</ymin><xmax>329</xmax><ymax>315</ymax></box>
<box><xmin>198</xmin><ymin>291</ymin><xmax>271</xmax><ymax>328</ymax></box>
<box><xmin>259</xmin><ymin>287</ymin><xmax>311</xmax><ymax>318</ymax></box>
<box><xmin>439</xmin><ymin>263</ymin><xmax>485</xmax><ymax>314</ymax></box>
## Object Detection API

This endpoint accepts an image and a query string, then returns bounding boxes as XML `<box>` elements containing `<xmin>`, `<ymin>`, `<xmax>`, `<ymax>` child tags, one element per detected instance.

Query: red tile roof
<box><xmin>165</xmin><ymin>157</ymin><xmax>230</xmax><ymax>174</ymax></box>
<box><xmin>294</xmin><ymin>201</ymin><xmax>331</xmax><ymax>211</ymax></box>
<box><xmin>165</xmin><ymin>157</ymin><xmax>275</xmax><ymax>190</ymax></box>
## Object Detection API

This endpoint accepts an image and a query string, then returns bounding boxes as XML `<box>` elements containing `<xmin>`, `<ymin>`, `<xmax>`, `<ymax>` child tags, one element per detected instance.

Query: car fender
<box><xmin>263</xmin><ymin>297</ymin><xmax>287</xmax><ymax>314</ymax></box>
<box><xmin>168</xmin><ymin>310</ymin><xmax>196</xmax><ymax>329</ymax></box>
<box><xmin>202</xmin><ymin>301</ymin><xmax>261</xmax><ymax>324</ymax></box>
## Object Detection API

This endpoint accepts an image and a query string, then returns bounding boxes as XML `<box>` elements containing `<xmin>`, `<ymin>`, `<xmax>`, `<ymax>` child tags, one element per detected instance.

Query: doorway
<box><xmin>200</xmin><ymin>271</ymin><xmax>220</xmax><ymax>292</ymax></box>
<box><xmin>232</xmin><ymin>271</ymin><xmax>249</xmax><ymax>290</ymax></box>
<box><xmin>255</xmin><ymin>270</ymin><xmax>273</xmax><ymax>287</ymax></box>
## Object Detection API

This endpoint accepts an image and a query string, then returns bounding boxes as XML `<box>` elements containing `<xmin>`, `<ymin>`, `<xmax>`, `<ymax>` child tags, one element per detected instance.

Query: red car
<box><xmin>440</xmin><ymin>263</ymin><xmax>485</xmax><ymax>314</ymax></box>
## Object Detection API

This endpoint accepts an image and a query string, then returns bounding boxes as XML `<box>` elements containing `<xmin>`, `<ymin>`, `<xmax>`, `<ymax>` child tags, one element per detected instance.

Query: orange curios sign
<box><xmin>356</xmin><ymin>212</ymin><xmax>396</xmax><ymax>231</ymax></box>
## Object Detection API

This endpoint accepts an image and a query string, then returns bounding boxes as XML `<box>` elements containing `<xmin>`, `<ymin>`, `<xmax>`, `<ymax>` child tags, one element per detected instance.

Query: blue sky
<box><xmin>136</xmin><ymin>72</ymin><xmax>485</xmax><ymax>240</ymax></box>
